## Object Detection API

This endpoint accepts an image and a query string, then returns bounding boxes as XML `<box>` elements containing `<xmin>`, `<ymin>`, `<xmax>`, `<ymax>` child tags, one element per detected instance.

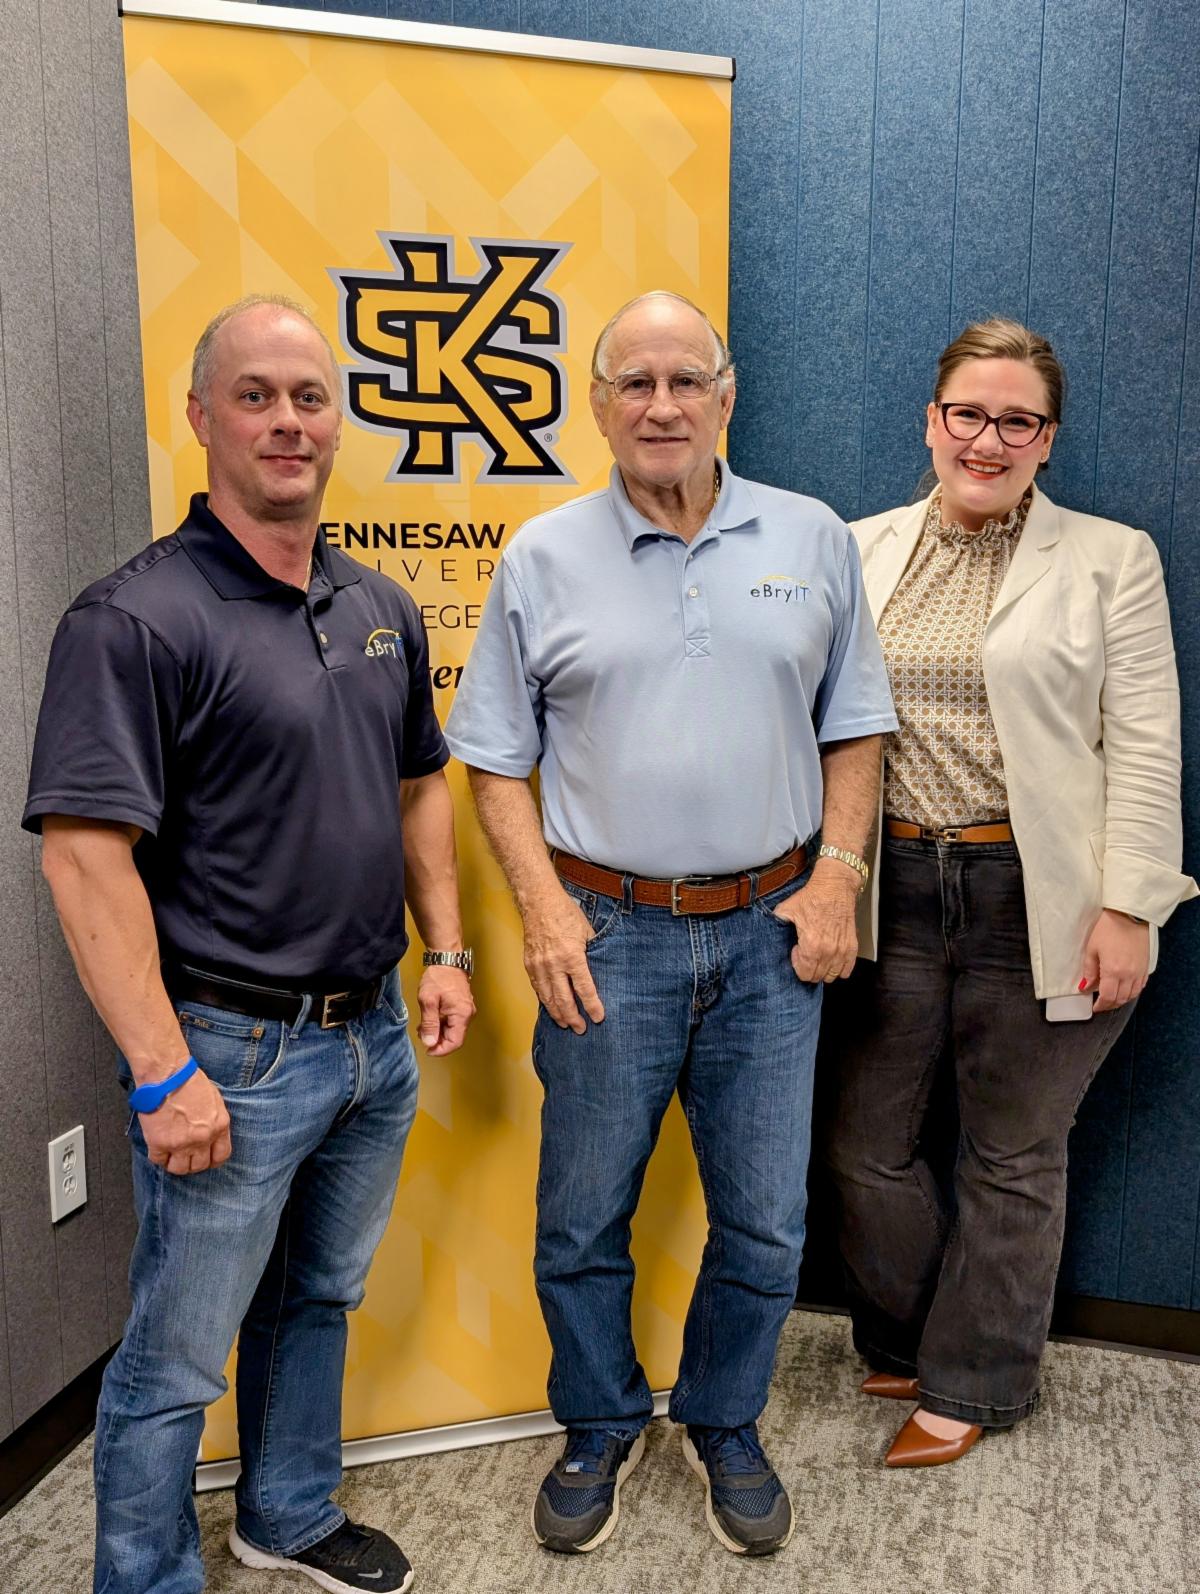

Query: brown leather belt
<box><xmin>553</xmin><ymin>843</ymin><xmax>808</xmax><ymax>917</ymax></box>
<box><xmin>885</xmin><ymin>818</ymin><xmax>1015</xmax><ymax>844</ymax></box>
<box><xmin>166</xmin><ymin>965</ymin><xmax>385</xmax><ymax>1029</ymax></box>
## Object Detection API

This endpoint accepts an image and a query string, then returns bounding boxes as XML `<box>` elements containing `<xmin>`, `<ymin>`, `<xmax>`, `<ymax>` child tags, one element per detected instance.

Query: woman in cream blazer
<box><xmin>823</xmin><ymin>317</ymin><xmax>1195</xmax><ymax>1469</ymax></box>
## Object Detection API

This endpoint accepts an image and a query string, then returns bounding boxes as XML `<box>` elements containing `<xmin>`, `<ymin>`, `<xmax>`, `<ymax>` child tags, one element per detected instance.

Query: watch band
<box><xmin>817</xmin><ymin>844</ymin><xmax>869</xmax><ymax>885</ymax></box>
<box><xmin>422</xmin><ymin>948</ymin><xmax>474</xmax><ymax>977</ymax></box>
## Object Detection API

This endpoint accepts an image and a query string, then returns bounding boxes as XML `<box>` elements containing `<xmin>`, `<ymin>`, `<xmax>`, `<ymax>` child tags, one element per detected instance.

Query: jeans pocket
<box><xmin>380</xmin><ymin>989</ymin><xmax>409</xmax><ymax>1026</ymax></box>
<box><xmin>562</xmin><ymin>880</ymin><xmax>624</xmax><ymax>944</ymax></box>
<box><xmin>175</xmin><ymin>1002</ymin><xmax>288</xmax><ymax>1092</ymax></box>
<box><xmin>750</xmin><ymin>877</ymin><xmax>803</xmax><ymax>925</ymax></box>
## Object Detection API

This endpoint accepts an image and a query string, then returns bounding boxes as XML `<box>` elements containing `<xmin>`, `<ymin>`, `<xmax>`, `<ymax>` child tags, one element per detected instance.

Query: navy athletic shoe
<box><xmin>682</xmin><ymin>1422</ymin><xmax>794</xmax><ymax>1555</ymax></box>
<box><xmin>229</xmin><ymin>1518</ymin><xmax>414</xmax><ymax>1592</ymax></box>
<box><xmin>532</xmin><ymin>1426</ymin><xmax>646</xmax><ymax>1553</ymax></box>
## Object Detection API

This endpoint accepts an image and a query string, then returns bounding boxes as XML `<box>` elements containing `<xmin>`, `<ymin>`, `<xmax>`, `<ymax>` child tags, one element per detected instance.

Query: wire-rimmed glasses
<box><xmin>603</xmin><ymin>369</ymin><xmax>721</xmax><ymax>403</ymax></box>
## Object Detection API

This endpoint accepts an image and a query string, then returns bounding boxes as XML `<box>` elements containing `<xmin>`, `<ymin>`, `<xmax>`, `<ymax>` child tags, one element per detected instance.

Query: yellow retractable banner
<box><xmin>121</xmin><ymin>2</ymin><xmax>732</xmax><ymax>1459</ymax></box>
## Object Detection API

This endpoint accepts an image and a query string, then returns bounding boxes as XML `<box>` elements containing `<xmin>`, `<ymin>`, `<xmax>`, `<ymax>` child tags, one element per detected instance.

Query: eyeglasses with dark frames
<box><xmin>604</xmin><ymin>369</ymin><xmax>721</xmax><ymax>403</ymax></box>
<box><xmin>938</xmin><ymin>402</ymin><xmax>1050</xmax><ymax>447</ymax></box>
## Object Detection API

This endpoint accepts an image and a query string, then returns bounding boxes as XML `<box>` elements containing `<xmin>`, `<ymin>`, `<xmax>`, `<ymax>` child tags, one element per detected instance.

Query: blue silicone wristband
<box><xmin>128</xmin><ymin>1056</ymin><xmax>199</xmax><ymax>1113</ymax></box>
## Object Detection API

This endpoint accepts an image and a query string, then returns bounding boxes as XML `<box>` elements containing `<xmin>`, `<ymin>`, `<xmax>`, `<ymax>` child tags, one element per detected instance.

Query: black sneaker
<box><xmin>229</xmin><ymin>1519</ymin><xmax>414</xmax><ymax>1592</ymax></box>
<box><xmin>682</xmin><ymin>1423</ymin><xmax>794</xmax><ymax>1555</ymax></box>
<box><xmin>532</xmin><ymin>1426</ymin><xmax>646</xmax><ymax>1553</ymax></box>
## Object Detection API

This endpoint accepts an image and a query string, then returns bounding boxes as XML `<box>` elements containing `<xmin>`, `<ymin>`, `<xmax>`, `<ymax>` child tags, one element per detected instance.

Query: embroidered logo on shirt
<box><xmin>364</xmin><ymin>628</ymin><xmax>403</xmax><ymax>659</ymax></box>
<box><xmin>333</xmin><ymin>233</ymin><xmax>572</xmax><ymax>486</ymax></box>
<box><xmin>749</xmin><ymin>575</ymin><xmax>810</xmax><ymax>602</ymax></box>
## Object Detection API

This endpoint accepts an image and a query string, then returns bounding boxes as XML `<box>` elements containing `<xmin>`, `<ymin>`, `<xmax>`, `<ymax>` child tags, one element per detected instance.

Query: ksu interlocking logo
<box><xmin>332</xmin><ymin>233</ymin><xmax>572</xmax><ymax>486</ymax></box>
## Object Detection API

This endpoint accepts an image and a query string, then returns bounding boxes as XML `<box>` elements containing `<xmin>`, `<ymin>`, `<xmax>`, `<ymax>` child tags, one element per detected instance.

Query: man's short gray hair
<box><xmin>591</xmin><ymin>290</ymin><xmax>735</xmax><ymax>391</ymax></box>
<box><xmin>190</xmin><ymin>294</ymin><xmax>340</xmax><ymax>406</ymax></box>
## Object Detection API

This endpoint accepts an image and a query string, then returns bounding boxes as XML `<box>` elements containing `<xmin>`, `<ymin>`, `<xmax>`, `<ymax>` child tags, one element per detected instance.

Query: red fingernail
<box><xmin>1078</xmin><ymin>978</ymin><xmax>1087</xmax><ymax>991</ymax></box>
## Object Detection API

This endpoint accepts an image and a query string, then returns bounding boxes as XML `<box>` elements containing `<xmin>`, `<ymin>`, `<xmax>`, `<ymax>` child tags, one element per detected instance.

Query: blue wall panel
<box><xmin>1026</xmin><ymin>0</ymin><xmax>1124</xmax><ymax>515</ymax></box>
<box><xmin>859</xmin><ymin>0</ymin><xmax>963</xmax><ymax>515</ymax></box>
<box><xmin>724</xmin><ymin>2</ymin><xmax>801</xmax><ymax>487</ymax></box>
<box><xmin>1094</xmin><ymin>1</ymin><xmax>1200</xmax><ymax>542</ymax></box>
<box><xmin>298</xmin><ymin>0</ymin><xmax>1200</xmax><ymax>1313</ymax></box>
<box><xmin>950</xmin><ymin>0</ymin><xmax>1042</xmax><ymax>332</ymax></box>
<box><xmin>656</xmin><ymin>1</ymin><xmax>730</xmax><ymax>57</ymax></box>
<box><xmin>521</xmin><ymin>2</ymin><xmax>587</xmax><ymax>39</ymax></box>
<box><xmin>788</xmin><ymin>1</ymin><xmax>877</xmax><ymax>515</ymax></box>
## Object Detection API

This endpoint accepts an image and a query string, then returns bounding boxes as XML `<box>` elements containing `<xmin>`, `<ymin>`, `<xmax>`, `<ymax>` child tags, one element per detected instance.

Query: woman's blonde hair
<box><xmin>934</xmin><ymin>317</ymin><xmax>1066</xmax><ymax>425</ymax></box>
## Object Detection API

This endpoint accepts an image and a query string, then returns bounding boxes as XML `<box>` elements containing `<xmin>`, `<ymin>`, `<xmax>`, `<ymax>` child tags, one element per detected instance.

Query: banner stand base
<box><xmin>195</xmin><ymin>1391</ymin><xmax>671</xmax><ymax>1492</ymax></box>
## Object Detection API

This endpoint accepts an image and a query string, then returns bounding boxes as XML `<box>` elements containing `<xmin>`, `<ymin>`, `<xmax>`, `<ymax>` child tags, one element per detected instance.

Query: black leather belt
<box><xmin>165</xmin><ymin>965</ymin><xmax>385</xmax><ymax>1030</ymax></box>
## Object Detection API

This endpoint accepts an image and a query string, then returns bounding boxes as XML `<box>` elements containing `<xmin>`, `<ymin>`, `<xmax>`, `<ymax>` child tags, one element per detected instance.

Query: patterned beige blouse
<box><xmin>877</xmin><ymin>488</ymin><xmax>1032</xmax><ymax>829</ymax></box>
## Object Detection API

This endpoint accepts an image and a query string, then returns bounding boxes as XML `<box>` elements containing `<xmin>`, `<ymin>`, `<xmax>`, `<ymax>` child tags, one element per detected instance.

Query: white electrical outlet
<box><xmin>48</xmin><ymin>1125</ymin><xmax>87</xmax><ymax>1223</ymax></box>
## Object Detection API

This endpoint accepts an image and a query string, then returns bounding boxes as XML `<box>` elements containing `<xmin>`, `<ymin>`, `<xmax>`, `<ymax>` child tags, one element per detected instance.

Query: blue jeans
<box><xmin>532</xmin><ymin>869</ymin><xmax>822</xmax><ymax>1434</ymax></box>
<box><xmin>93</xmin><ymin>970</ymin><xmax>418</xmax><ymax>1594</ymax></box>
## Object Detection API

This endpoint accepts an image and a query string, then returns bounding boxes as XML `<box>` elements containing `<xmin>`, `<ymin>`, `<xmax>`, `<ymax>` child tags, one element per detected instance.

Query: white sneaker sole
<box><xmin>531</xmin><ymin>1427</ymin><xmax>647</xmax><ymax>1553</ymax></box>
<box><xmin>681</xmin><ymin>1431</ymin><xmax>795</xmax><ymax>1556</ymax></box>
<box><xmin>228</xmin><ymin>1526</ymin><xmax>415</xmax><ymax>1593</ymax></box>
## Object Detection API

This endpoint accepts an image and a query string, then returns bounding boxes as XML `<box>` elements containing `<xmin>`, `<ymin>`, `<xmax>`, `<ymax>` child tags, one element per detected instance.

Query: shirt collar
<box><xmin>607</xmin><ymin>460</ymin><xmax>759</xmax><ymax>550</ymax></box>
<box><xmin>177</xmin><ymin>494</ymin><xmax>361</xmax><ymax>599</ymax></box>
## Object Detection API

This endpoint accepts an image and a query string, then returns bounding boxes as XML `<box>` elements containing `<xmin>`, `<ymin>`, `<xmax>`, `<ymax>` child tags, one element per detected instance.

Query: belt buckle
<box><xmin>936</xmin><ymin>826</ymin><xmax>963</xmax><ymax>843</ymax></box>
<box><xmin>670</xmin><ymin>875</ymin><xmax>712</xmax><ymax>916</ymax></box>
<box><xmin>319</xmin><ymin>990</ymin><xmax>352</xmax><ymax>1028</ymax></box>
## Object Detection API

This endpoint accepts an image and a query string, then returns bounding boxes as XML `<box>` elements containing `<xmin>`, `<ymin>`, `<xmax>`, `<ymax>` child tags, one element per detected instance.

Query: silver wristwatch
<box><xmin>422</xmin><ymin>948</ymin><xmax>474</xmax><ymax>977</ymax></box>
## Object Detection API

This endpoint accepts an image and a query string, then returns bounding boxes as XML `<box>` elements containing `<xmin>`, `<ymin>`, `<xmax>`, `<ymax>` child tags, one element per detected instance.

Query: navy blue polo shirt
<box><xmin>23</xmin><ymin>494</ymin><xmax>448</xmax><ymax>989</ymax></box>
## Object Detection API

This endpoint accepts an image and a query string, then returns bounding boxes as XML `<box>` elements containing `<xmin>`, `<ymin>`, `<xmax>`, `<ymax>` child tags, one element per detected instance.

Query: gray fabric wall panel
<box><xmin>35</xmin><ymin>875</ymin><xmax>115</xmax><ymax>1384</ymax></box>
<box><xmin>0</xmin><ymin>277</ymin><xmax>22</xmax><ymax>1444</ymax></box>
<box><xmin>94</xmin><ymin>1005</ymin><xmax>137</xmax><ymax>1345</ymax></box>
<box><xmin>88</xmin><ymin>0</ymin><xmax>153</xmax><ymax>567</ymax></box>
<box><xmin>1026</xmin><ymin>0</ymin><xmax>1124</xmax><ymax>513</ymax></box>
<box><xmin>0</xmin><ymin>0</ymin><xmax>72</xmax><ymax>1431</ymax></box>
<box><xmin>0</xmin><ymin>1219</ymin><xmax>12</xmax><ymax>1441</ymax></box>
<box><xmin>42</xmin><ymin>1</ymin><xmax>119</xmax><ymax>597</ymax></box>
<box><xmin>36</xmin><ymin>0</ymin><xmax>129</xmax><ymax>1383</ymax></box>
<box><xmin>0</xmin><ymin>0</ymin><xmax>136</xmax><ymax>1430</ymax></box>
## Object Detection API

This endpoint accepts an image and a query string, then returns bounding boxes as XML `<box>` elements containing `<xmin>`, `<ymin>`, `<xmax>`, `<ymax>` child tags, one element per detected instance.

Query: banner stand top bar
<box><xmin>119</xmin><ymin>0</ymin><xmax>736</xmax><ymax>81</ymax></box>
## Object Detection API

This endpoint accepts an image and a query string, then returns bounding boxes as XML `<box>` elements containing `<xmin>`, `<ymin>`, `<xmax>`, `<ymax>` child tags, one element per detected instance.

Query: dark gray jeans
<box><xmin>822</xmin><ymin>837</ymin><xmax>1132</xmax><ymax>1427</ymax></box>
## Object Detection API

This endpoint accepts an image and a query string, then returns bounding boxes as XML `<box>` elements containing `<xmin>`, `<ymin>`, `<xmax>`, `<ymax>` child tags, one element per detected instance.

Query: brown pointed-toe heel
<box><xmin>860</xmin><ymin>1372</ymin><xmax>920</xmax><ymax>1400</ymax></box>
<box><xmin>884</xmin><ymin>1413</ymin><xmax>983</xmax><ymax>1468</ymax></box>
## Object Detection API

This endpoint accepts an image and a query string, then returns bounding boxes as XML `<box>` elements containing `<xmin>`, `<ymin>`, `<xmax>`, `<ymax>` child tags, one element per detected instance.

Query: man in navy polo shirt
<box><xmin>446</xmin><ymin>291</ymin><xmax>897</xmax><ymax>1557</ymax></box>
<box><xmin>24</xmin><ymin>296</ymin><xmax>474</xmax><ymax>1594</ymax></box>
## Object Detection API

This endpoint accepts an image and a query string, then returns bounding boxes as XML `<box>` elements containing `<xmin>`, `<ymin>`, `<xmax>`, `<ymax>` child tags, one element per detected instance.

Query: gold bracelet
<box><xmin>817</xmin><ymin>844</ymin><xmax>869</xmax><ymax>886</ymax></box>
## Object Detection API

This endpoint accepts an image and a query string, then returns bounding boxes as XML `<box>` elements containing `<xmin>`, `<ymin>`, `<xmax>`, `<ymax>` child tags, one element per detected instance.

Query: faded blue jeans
<box><xmin>532</xmin><ymin>868</ymin><xmax>822</xmax><ymax>1434</ymax></box>
<box><xmin>93</xmin><ymin>969</ymin><xmax>418</xmax><ymax>1594</ymax></box>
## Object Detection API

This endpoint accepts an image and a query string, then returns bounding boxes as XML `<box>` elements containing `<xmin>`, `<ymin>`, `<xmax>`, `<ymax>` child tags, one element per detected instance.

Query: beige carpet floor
<box><xmin>2</xmin><ymin>1311</ymin><xmax>1197</xmax><ymax>1594</ymax></box>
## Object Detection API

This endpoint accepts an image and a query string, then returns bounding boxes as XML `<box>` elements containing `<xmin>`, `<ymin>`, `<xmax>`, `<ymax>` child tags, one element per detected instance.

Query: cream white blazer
<box><xmin>851</xmin><ymin>485</ymin><xmax>1197</xmax><ymax>997</ymax></box>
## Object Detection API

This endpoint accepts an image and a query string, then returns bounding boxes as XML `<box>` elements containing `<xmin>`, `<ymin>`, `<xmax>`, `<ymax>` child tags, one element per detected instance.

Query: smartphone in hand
<box><xmin>1046</xmin><ymin>993</ymin><xmax>1094</xmax><ymax>1022</ymax></box>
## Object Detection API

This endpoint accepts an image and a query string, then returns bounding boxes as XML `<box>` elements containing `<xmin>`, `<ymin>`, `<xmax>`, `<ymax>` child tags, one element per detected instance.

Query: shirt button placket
<box><xmin>683</xmin><ymin>565</ymin><xmax>710</xmax><ymax>659</ymax></box>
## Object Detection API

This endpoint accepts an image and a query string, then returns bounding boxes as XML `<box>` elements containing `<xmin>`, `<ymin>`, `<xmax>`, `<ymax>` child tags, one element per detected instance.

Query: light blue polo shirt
<box><xmin>445</xmin><ymin>464</ymin><xmax>897</xmax><ymax>877</ymax></box>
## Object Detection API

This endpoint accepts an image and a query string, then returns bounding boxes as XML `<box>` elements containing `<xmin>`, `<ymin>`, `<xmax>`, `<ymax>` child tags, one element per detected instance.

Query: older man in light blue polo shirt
<box><xmin>445</xmin><ymin>291</ymin><xmax>896</xmax><ymax>1559</ymax></box>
